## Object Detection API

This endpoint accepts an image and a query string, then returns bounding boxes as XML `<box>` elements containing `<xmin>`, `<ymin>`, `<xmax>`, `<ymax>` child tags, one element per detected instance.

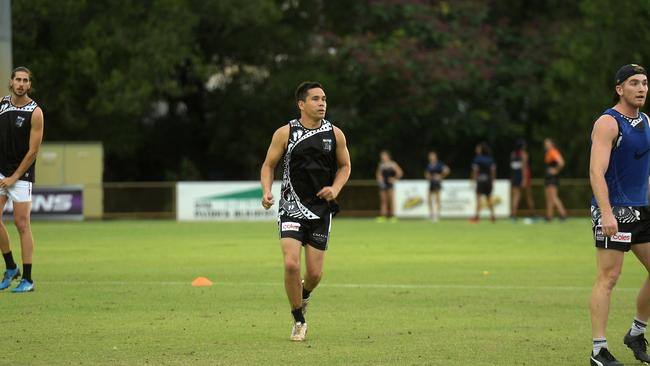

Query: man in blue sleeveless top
<box><xmin>590</xmin><ymin>64</ymin><xmax>650</xmax><ymax>366</ymax></box>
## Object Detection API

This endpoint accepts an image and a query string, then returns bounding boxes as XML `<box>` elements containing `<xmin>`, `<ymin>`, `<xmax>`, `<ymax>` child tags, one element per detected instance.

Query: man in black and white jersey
<box><xmin>0</xmin><ymin>67</ymin><xmax>44</xmax><ymax>293</ymax></box>
<box><xmin>260</xmin><ymin>81</ymin><xmax>351</xmax><ymax>341</ymax></box>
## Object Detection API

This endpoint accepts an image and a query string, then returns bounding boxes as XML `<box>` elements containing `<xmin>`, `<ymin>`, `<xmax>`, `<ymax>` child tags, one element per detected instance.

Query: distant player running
<box><xmin>424</xmin><ymin>151</ymin><xmax>449</xmax><ymax>222</ymax></box>
<box><xmin>470</xmin><ymin>142</ymin><xmax>496</xmax><ymax>223</ymax></box>
<box><xmin>0</xmin><ymin>67</ymin><xmax>44</xmax><ymax>293</ymax></box>
<box><xmin>261</xmin><ymin>81</ymin><xmax>351</xmax><ymax>341</ymax></box>
<box><xmin>376</xmin><ymin>150</ymin><xmax>403</xmax><ymax>222</ymax></box>
<box><xmin>589</xmin><ymin>64</ymin><xmax>650</xmax><ymax>366</ymax></box>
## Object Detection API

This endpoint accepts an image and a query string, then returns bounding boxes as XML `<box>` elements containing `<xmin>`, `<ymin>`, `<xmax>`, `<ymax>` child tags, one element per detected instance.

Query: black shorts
<box><xmin>476</xmin><ymin>181</ymin><xmax>493</xmax><ymax>196</ymax></box>
<box><xmin>379</xmin><ymin>181</ymin><xmax>394</xmax><ymax>191</ymax></box>
<box><xmin>511</xmin><ymin>172</ymin><xmax>523</xmax><ymax>187</ymax></box>
<box><xmin>545</xmin><ymin>174</ymin><xmax>559</xmax><ymax>187</ymax></box>
<box><xmin>278</xmin><ymin>214</ymin><xmax>332</xmax><ymax>251</ymax></box>
<box><xmin>429</xmin><ymin>181</ymin><xmax>441</xmax><ymax>192</ymax></box>
<box><xmin>591</xmin><ymin>206</ymin><xmax>650</xmax><ymax>251</ymax></box>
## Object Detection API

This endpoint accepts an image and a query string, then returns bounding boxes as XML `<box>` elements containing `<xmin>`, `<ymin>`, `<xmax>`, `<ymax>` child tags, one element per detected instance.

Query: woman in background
<box><xmin>376</xmin><ymin>150</ymin><xmax>403</xmax><ymax>222</ymax></box>
<box><xmin>510</xmin><ymin>139</ymin><xmax>535</xmax><ymax>221</ymax></box>
<box><xmin>425</xmin><ymin>151</ymin><xmax>450</xmax><ymax>222</ymax></box>
<box><xmin>544</xmin><ymin>138</ymin><xmax>568</xmax><ymax>221</ymax></box>
<box><xmin>470</xmin><ymin>142</ymin><xmax>496</xmax><ymax>223</ymax></box>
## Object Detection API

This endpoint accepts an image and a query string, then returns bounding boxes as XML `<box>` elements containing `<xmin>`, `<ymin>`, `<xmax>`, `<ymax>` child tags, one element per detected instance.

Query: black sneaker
<box><xmin>624</xmin><ymin>330</ymin><xmax>650</xmax><ymax>362</ymax></box>
<box><xmin>590</xmin><ymin>348</ymin><xmax>624</xmax><ymax>366</ymax></box>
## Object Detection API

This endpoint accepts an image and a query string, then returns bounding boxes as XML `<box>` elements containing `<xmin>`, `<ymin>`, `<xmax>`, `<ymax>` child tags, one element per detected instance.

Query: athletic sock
<box><xmin>593</xmin><ymin>338</ymin><xmax>608</xmax><ymax>356</ymax></box>
<box><xmin>631</xmin><ymin>317</ymin><xmax>648</xmax><ymax>337</ymax></box>
<box><xmin>291</xmin><ymin>308</ymin><xmax>305</xmax><ymax>323</ymax></box>
<box><xmin>302</xmin><ymin>287</ymin><xmax>312</xmax><ymax>299</ymax></box>
<box><xmin>22</xmin><ymin>263</ymin><xmax>32</xmax><ymax>283</ymax></box>
<box><xmin>2</xmin><ymin>251</ymin><xmax>17</xmax><ymax>270</ymax></box>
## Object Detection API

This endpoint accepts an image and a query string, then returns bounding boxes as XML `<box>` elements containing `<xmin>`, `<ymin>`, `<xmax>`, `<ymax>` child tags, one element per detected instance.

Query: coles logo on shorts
<box><xmin>281</xmin><ymin>222</ymin><xmax>301</xmax><ymax>232</ymax></box>
<box><xmin>611</xmin><ymin>232</ymin><xmax>632</xmax><ymax>243</ymax></box>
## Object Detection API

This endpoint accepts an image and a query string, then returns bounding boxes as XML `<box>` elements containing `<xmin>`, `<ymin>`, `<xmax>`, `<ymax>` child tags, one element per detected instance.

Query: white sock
<box><xmin>631</xmin><ymin>317</ymin><xmax>648</xmax><ymax>337</ymax></box>
<box><xmin>593</xmin><ymin>338</ymin><xmax>607</xmax><ymax>356</ymax></box>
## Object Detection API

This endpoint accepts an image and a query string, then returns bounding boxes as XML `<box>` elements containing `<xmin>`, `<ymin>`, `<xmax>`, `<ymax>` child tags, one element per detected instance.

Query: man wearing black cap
<box><xmin>590</xmin><ymin>64</ymin><xmax>650</xmax><ymax>365</ymax></box>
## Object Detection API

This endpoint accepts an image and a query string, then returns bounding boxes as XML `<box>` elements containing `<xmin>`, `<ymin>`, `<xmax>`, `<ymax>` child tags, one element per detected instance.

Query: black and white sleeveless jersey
<box><xmin>279</xmin><ymin>119</ymin><xmax>338</xmax><ymax>220</ymax></box>
<box><xmin>0</xmin><ymin>95</ymin><xmax>38</xmax><ymax>182</ymax></box>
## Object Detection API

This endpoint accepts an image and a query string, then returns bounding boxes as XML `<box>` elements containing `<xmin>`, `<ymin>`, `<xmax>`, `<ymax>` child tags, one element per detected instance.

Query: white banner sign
<box><xmin>394</xmin><ymin>179</ymin><xmax>511</xmax><ymax>218</ymax></box>
<box><xmin>177</xmin><ymin>182</ymin><xmax>281</xmax><ymax>221</ymax></box>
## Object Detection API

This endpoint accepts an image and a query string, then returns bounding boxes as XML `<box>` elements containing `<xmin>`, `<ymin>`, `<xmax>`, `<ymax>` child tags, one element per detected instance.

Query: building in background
<box><xmin>0</xmin><ymin>0</ymin><xmax>11</xmax><ymax>85</ymax></box>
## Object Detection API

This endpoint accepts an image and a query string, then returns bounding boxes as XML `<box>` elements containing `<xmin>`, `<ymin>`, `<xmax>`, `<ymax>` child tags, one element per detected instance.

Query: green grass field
<box><xmin>2</xmin><ymin>218</ymin><xmax>647</xmax><ymax>365</ymax></box>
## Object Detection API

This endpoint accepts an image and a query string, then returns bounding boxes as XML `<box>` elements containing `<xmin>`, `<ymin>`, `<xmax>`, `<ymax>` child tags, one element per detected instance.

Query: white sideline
<box><xmin>37</xmin><ymin>280</ymin><xmax>639</xmax><ymax>292</ymax></box>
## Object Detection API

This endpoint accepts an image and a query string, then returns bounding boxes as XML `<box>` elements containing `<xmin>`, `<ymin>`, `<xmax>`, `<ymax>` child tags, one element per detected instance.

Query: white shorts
<box><xmin>0</xmin><ymin>174</ymin><xmax>32</xmax><ymax>202</ymax></box>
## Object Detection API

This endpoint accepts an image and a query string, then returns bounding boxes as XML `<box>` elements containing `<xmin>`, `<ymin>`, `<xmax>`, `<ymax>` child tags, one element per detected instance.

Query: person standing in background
<box><xmin>470</xmin><ymin>142</ymin><xmax>496</xmax><ymax>223</ymax></box>
<box><xmin>424</xmin><ymin>151</ymin><xmax>450</xmax><ymax>222</ymax></box>
<box><xmin>543</xmin><ymin>138</ymin><xmax>567</xmax><ymax>221</ymax></box>
<box><xmin>510</xmin><ymin>139</ymin><xmax>535</xmax><ymax>221</ymax></box>
<box><xmin>376</xmin><ymin>150</ymin><xmax>403</xmax><ymax>223</ymax></box>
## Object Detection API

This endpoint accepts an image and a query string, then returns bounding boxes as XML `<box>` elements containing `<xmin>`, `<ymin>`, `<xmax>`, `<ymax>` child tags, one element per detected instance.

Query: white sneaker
<box><xmin>290</xmin><ymin>322</ymin><xmax>307</xmax><ymax>341</ymax></box>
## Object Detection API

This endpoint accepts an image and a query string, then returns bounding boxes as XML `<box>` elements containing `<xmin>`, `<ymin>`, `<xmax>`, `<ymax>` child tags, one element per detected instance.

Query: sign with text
<box><xmin>177</xmin><ymin>182</ymin><xmax>282</xmax><ymax>221</ymax></box>
<box><xmin>3</xmin><ymin>185</ymin><xmax>83</xmax><ymax>220</ymax></box>
<box><xmin>394</xmin><ymin>180</ymin><xmax>511</xmax><ymax>218</ymax></box>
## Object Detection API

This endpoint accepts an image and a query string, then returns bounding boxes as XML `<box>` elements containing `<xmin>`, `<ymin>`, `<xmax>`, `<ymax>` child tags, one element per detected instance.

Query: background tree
<box><xmin>10</xmin><ymin>0</ymin><xmax>646</xmax><ymax>181</ymax></box>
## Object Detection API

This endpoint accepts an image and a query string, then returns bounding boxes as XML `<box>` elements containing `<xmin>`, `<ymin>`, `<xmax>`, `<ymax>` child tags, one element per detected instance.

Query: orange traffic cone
<box><xmin>191</xmin><ymin>277</ymin><xmax>213</xmax><ymax>287</ymax></box>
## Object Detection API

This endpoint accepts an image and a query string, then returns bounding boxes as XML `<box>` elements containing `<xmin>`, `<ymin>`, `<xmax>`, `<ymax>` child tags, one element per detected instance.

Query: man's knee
<box><xmin>283</xmin><ymin>257</ymin><xmax>300</xmax><ymax>274</ymax></box>
<box><xmin>305</xmin><ymin>268</ymin><xmax>322</xmax><ymax>282</ymax></box>
<box><xmin>597</xmin><ymin>269</ymin><xmax>621</xmax><ymax>290</ymax></box>
<box><xmin>13</xmin><ymin>215</ymin><xmax>30</xmax><ymax>235</ymax></box>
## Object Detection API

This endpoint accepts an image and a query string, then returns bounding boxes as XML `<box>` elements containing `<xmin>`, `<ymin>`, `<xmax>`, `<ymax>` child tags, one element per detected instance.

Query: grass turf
<box><xmin>1</xmin><ymin>218</ymin><xmax>646</xmax><ymax>365</ymax></box>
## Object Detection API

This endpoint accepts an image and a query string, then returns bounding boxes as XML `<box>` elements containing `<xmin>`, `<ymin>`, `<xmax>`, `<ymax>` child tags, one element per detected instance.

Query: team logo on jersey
<box><xmin>15</xmin><ymin>116</ymin><xmax>25</xmax><ymax>127</ymax></box>
<box><xmin>322</xmin><ymin>139</ymin><xmax>332</xmax><ymax>152</ymax></box>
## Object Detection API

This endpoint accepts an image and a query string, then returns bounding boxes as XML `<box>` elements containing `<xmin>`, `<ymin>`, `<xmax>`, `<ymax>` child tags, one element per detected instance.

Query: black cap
<box><xmin>615</xmin><ymin>64</ymin><xmax>647</xmax><ymax>85</ymax></box>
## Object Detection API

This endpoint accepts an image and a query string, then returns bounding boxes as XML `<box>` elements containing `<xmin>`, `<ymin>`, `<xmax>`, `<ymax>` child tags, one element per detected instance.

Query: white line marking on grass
<box><xmin>39</xmin><ymin>281</ymin><xmax>638</xmax><ymax>292</ymax></box>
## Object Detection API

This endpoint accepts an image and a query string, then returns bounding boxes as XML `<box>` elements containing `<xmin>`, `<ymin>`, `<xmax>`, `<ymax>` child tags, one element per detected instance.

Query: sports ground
<box><xmin>2</xmin><ymin>218</ymin><xmax>645</xmax><ymax>365</ymax></box>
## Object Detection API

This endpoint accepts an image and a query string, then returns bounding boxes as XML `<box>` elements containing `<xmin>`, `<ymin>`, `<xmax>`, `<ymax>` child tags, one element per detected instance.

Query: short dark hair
<box><xmin>11</xmin><ymin>66</ymin><xmax>32</xmax><ymax>81</ymax></box>
<box><xmin>479</xmin><ymin>142</ymin><xmax>492</xmax><ymax>156</ymax></box>
<box><xmin>295</xmin><ymin>81</ymin><xmax>323</xmax><ymax>103</ymax></box>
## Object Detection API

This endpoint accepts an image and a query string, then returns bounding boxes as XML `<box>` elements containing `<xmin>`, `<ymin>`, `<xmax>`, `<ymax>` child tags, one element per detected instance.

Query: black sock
<box><xmin>2</xmin><ymin>251</ymin><xmax>17</xmax><ymax>270</ymax></box>
<box><xmin>22</xmin><ymin>263</ymin><xmax>32</xmax><ymax>283</ymax></box>
<box><xmin>302</xmin><ymin>287</ymin><xmax>312</xmax><ymax>299</ymax></box>
<box><xmin>291</xmin><ymin>308</ymin><xmax>305</xmax><ymax>323</ymax></box>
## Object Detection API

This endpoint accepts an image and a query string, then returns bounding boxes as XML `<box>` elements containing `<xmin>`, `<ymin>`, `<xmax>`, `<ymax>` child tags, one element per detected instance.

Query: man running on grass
<box><xmin>260</xmin><ymin>81</ymin><xmax>351</xmax><ymax>341</ymax></box>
